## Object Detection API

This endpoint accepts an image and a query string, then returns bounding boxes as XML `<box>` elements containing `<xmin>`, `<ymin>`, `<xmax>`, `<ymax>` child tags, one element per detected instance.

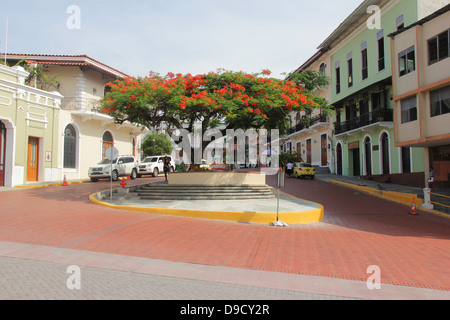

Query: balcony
<box><xmin>289</xmin><ymin>115</ymin><xmax>328</xmax><ymax>135</ymax></box>
<box><xmin>61</xmin><ymin>97</ymin><xmax>102</xmax><ymax>111</ymax></box>
<box><xmin>334</xmin><ymin>109</ymin><xmax>393</xmax><ymax>135</ymax></box>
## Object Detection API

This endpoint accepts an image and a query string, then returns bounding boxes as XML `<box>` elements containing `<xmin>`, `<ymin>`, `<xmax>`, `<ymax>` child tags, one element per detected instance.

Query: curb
<box><xmin>88</xmin><ymin>185</ymin><xmax>324</xmax><ymax>225</ymax></box>
<box><xmin>14</xmin><ymin>180</ymin><xmax>90</xmax><ymax>188</ymax></box>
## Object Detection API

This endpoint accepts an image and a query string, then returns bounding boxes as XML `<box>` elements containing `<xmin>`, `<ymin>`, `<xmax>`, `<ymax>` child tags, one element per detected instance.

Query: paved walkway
<box><xmin>0</xmin><ymin>174</ymin><xmax>449</xmax><ymax>300</ymax></box>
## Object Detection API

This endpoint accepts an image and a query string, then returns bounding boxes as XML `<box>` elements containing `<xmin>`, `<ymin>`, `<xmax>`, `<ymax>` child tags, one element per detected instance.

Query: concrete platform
<box><xmin>89</xmin><ymin>185</ymin><xmax>324</xmax><ymax>225</ymax></box>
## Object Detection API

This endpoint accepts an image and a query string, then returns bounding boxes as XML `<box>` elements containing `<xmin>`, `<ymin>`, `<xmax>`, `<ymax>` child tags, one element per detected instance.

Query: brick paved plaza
<box><xmin>0</xmin><ymin>174</ymin><xmax>449</xmax><ymax>303</ymax></box>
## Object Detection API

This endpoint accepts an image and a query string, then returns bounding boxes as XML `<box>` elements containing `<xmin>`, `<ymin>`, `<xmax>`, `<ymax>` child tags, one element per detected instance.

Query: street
<box><xmin>0</xmin><ymin>174</ymin><xmax>449</xmax><ymax>300</ymax></box>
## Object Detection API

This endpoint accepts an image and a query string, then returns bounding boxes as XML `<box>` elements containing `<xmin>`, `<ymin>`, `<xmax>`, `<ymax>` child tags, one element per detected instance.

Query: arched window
<box><xmin>63</xmin><ymin>124</ymin><xmax>77</xmax><ymax>169</ymax></box>
<box><xmin>319</xmin><ymin>63</ymin><xmax>326</xmax><ymax>75</ymax></box>
<box><xmin>102</xmin><ymin>131</ymin><xmax>114</xmax><ymax>159</ymax></box>
<box><xmin>381</xmin><ymin>132</ymin><xmax>390</xmax><ymax>174</ymax></box>
<box><xmin>364</xmin><ymin>137</ymin><xmax>372</xmax><ymax>176</ymax></box>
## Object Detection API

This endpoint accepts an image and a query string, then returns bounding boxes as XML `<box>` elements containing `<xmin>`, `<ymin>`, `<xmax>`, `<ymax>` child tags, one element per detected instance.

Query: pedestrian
<box><xmin>286</xmin><ymin>161</ymin><xmax>294</xmax><ymax>177</ymax></box>
<box><xmin>164</xmin><ymin>156</ymin><xmax>170</xmax><ymax>181</ymax></box>
<box><xmin>428</xmin><ymin>166</ymin><xmax>434</xmax><ymax>190</ymax></box>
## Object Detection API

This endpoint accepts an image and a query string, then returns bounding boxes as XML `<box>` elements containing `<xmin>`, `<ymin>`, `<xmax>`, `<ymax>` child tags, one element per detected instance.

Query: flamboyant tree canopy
<box><xmin>100</xmin><ymin>69</ymin><xmax>330</xmax><ymax>136</ymax></box>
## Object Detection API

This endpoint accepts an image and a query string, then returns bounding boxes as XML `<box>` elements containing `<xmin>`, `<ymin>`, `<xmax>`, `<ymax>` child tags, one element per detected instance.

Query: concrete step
<box><xmin>128</xmin><ymin>184</ymin><xmax>275</xmax><ymax>200</ymax></box>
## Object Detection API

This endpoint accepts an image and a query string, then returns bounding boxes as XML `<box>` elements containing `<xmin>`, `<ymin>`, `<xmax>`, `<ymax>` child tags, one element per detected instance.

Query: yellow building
<box><xmin>6</xmin><ymin>54</ymin><xmax>148</xmax><ymax>182</ymax></box>
<box><xmin>389</xmin><ymin>4</ymin><xmax>450</xmax><ymax>187</ymax></box>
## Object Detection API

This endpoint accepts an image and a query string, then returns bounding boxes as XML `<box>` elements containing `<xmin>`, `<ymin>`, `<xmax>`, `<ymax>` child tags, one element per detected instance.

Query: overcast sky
<box><xmin>1</xmin><ymin>0</ymin><xmax>363</xmax><ymax>79</ymax></box>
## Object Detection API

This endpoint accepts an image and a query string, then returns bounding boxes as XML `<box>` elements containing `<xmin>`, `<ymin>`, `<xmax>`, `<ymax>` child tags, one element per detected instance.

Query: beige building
<box><xmin>283</xmin><ymin>49</ymin><xmax>334</xmax><ymax>173</ymax></box>
<box><xmin>6</xmin><ymin>54</ymin><xmax>148</xmax><ymax>182</ymax></box>
<box><xmin>389</xmin><ymin>4</ymin><xmax>450</xmax><ymax>187</ymax></box>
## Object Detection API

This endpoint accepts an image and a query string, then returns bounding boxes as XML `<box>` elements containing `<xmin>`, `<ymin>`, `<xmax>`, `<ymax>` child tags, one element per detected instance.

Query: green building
<box><xmin>318</xmin><ymin>0</ymin><xmax>448</xmax><ymax>187</ymax></box>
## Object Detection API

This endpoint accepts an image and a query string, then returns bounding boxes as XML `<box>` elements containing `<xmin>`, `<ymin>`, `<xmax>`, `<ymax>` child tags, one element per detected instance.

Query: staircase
<box><xmin>127</xmin><ymin>183</ymin><xmax>276</xmax><ymax>200</ymax></box>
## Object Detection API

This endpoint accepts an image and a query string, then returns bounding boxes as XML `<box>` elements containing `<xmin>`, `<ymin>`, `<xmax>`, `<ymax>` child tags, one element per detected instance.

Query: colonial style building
<box><xmin>0</xmin><ymin>63</ymin><xmax>63</xmax><ymax>186</ymax></box>
<box><xmin>389</xmin><ymin>4</ymin><xmax>450</xmax><ymax>187</ymax></box>
<box><xmin>320</xmin><ymin>0</ymin><xmax>449</xmax><ymax>187</ymax></box>
<box><xmin>4</xmin><ymin>54</ymin><xmax>148</xmax><ymax>183</ymax></box>
<box><xmin>284</xmin><ymin>49</ymin><xmax>334</xmax><ymax>173</ymax></box>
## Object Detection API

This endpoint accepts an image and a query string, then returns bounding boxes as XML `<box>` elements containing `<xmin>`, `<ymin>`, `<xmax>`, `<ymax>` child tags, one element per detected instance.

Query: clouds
<box><xmin>1</xmin><ymin>0</ymin><xmax>363</xmax><ymax>78</ymax></box>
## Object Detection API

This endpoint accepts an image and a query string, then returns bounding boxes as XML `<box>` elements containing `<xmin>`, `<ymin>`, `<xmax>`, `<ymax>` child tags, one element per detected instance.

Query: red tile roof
<box><xmin>3</xmin><ymin>53</ymin><xmax>129</xmax><ymax>78</ymax></box>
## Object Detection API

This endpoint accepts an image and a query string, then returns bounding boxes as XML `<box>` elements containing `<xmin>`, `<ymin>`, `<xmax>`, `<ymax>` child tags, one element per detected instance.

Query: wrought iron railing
<box><xmin>289</xmin><ymin>115</ymin><xmax>328</xmax><ymax>135</ymax></box>
<box><xmin>334</xmin><ymin>109</ymin><xmax>393</xmax><ymax>135</ymax></box>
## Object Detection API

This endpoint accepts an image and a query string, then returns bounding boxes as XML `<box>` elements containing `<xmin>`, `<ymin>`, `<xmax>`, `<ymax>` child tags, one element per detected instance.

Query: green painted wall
<box><xmin>331</xmin><ymin>0</ymin><xmax>420</xmax><ymax>104</ymax></box>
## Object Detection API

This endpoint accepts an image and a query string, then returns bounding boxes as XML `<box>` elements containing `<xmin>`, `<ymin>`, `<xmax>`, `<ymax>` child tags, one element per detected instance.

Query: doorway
<box><xmin>27</xmin><ymin>137</ymin><xmax>39</xmax><ymax>182</ymax></box>
<box><xmin>0</xmin><ymin>121</ymin><xmax>6</xmax><ymax>186</ymax></box>
<box><xmin>336</xmin><ymin>143</ymin><xmax>343</xmax><ymax>175</ymax></box>
<box><xmin>306</xmin><ymin>139</ymin><xmax>312</xmax><ymax>164</ymax></box>
<box><xmin>352</xmin><ymin>148</ymin><xmax>361</xmax><ymax>176</ymax></box>
<box><xmin>321</xmin><ymin>134</ymin><xmax>327</xmax><ymax>167</ymax></box>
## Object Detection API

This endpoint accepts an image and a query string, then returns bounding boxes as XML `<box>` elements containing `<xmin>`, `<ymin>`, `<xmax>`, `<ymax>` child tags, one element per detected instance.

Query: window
<box><xmin>377</xmin><ymin>30</ymin><xmax>385</xmax><ymax>71</ymax></box>
<box><xmin>396</xmin><ymin>15</ymin><xmax>404</xmax><ymax>31</ymax></box>
<box><xmin>361</xmin><ymin>41</ymin><xmax>368</xmax><ymax>80</ymax></box>
<box><xmin>428</xmin><ymin>30</ymin><xmax>450</xmax><ymax>65</ymax></box>
<box><xmin>319</xmin><ymin>63</ymin><xmax>326</xmax><ymax>75</ymax></box>
<box><xmin>347</xmin><ymin>52</ymin><xmax>353</xmax><ymax>87</ymax></box>
<box><xmin>102</xmin><ymin>131</ymin><xmax>114</xmax><ymax>159</ymax></box>
<box><xmin>399</xmin><ymin>46</ymin><xmax>415</xmax><ymax>76</ymax></box>
<box><xmin>335</xmin><ymin>63</ymin><xmax>341</xmax><ymax>94</ymax></box>
<box><xmin>401</xmin><ymin>96</ymin><xmax>417</xmax><ymax>123</ymax></box>
<box><xmin>63</xmin><ymin>124</ymin><xmax>77</xmax><ymax>169</ymax></box>
<box><xmin>430</xmin><ymin>85</ymin><xmax>450</xmax><ymax>117</ymax></box>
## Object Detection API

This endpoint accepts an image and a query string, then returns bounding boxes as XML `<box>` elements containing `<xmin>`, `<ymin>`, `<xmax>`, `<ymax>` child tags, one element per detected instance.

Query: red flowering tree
<box><xmin>101</xmin><ymin>69</ymin><xmax>323</xmax><ymax>139</ymax></box>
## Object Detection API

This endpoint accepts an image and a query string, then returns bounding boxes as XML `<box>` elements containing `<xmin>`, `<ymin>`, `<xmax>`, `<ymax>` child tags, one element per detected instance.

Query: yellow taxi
<box><xmin>293</xmin><ymin>162</ymin><xmax>316</xmax><ymax>179</ymax></box>
<box><xmin>200</xmin><ymin>159</ymin><xmax>212</xmax><ymax>171</ymax></box>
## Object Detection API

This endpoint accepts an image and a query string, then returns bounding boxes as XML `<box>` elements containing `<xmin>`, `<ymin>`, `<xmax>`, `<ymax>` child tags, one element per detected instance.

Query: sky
<box><xmin>0</xmin><ymin>0</ymin><xmax>363</xmax><ymax>79</ymax></box>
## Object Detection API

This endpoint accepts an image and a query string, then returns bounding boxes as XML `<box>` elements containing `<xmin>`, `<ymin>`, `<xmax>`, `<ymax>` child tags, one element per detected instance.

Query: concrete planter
<box><xmin>168</xmin><ymin>171</ymin><xmax>266</xmax><ymax>186</ymax></box>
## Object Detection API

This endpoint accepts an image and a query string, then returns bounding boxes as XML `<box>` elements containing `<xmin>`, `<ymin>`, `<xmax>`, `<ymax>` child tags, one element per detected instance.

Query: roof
<box><xmin>388</xmin><ymin>3</ymin><xmax>450</xmax><ymax>38</ymax></box>
<box><xmin>289</xmin><ymin>49</ymin><xmax>326</xmax><ymax>76</ymax></box>
<box><xmin>318</xmin><ymin>0</ymin><xmax>383</xmax><ymax>50</ymax></box>
<box><xmin>2</xmin><ymin>53</ymin><xmax>129</xmax><ymax>78</ymax></box>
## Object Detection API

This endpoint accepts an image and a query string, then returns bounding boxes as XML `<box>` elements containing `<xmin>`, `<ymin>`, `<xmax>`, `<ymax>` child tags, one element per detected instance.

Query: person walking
<box><xmin>286</xmin><ymin>161</ymin><xmax>294</xmax><ymax>178</ymax></box>
<box><xmin>163</xmin><ymin>156</ymin><xmax>170</xmax><ymax>181</ymax></box>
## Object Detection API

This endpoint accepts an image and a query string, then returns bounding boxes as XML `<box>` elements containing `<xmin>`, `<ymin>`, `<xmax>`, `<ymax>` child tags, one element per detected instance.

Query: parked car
<box><xmin>137</xmin><ymin>155</ymin><xmax>175</xmax><ymax>177</ymax></box>
<box><xmin>293</xmin><ymin>162</ymin><xmax>316</xmax><ymax>179</ymax></box>
<box><xmin>199</xmin><ymin>159</ymin><xmax>212</xmax><ymax>171</ymax></box>
<box><xmin>88</xmin><ymin>155</ymin><xmax>138</xmax><ymax>182</ymax></box>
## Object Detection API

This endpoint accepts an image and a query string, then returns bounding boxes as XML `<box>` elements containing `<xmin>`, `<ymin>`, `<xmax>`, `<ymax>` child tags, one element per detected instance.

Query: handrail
<box><xmin>335</xmin><ymin>109</ymin><xmax>393</xmax><ymax>135</ymax></box>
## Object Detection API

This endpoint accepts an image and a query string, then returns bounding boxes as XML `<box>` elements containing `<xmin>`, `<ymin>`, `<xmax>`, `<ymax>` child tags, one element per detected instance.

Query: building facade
<box><xmin>5</xmin><ymin>54</ymin><xmax>148</xmax><ymax>183</ymax></box>
<box><xmin>284</xmin><ymin>49</ymin><xmax>334</xmax><ymax>173</ymax></box>
<box><xmin>390</xmin><ymin>4</ymin><xmax>450</xmax><ymax>187</ymax></box>
<box><xmin>0</xmin><ymin>63</ymin><xmax>63</xmax><ymax>187</ymax></box>
<box><xmin>316</xmin><ymin>0</ymin><xmax>449</xmax><ymax>187</ymax></box>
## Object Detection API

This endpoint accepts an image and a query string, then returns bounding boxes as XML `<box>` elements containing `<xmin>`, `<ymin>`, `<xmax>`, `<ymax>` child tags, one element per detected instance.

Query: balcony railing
<box><xmin>289</xmin><ymin>115</ymin><xmax>328</xmax><ymax>135</ymax></box>
<box><xmin>61</xmin><ymin>97</ymin><xmax>102</xmax><ymax>111</ymax></box>
<box><xmin>334</xmin><ymin>109</ymin><xmax>393</xmax><ymax>135</ymax></box>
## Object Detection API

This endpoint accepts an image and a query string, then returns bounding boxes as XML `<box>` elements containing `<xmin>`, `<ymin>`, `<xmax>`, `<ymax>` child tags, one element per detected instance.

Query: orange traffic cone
<box><xmin>409</xmin><ymin>197</ymin><xmax>417</xmax><ymax>215</ymax></box>
<box><xmin>62</xmin><ymin>175</ymin><xmax>68</xmax><ymax>187</ymax></box>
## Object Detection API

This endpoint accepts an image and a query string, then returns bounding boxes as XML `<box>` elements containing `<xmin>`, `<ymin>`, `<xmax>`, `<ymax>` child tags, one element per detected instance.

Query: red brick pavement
<box><xmin>0</xmin><ymin>175</ymin><xmax>449</xmax><ymax>291</ymax></box>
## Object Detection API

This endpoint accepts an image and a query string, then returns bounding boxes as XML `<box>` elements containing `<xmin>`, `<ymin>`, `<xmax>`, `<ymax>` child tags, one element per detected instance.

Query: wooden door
<box><xmin>306</xmin><ymin>139</ymin><xmax>312</xmax><ymax>164</ymax></box>
<box><xmin>27</xmin><ymin>137</ymin><xmax>39</xmax><ymax>182</ymax></box>
<box><xmin>0</xmin><ymin>122</ymin><xmax>6</xmax><ymax>186</ymax></box>
<box><xmin>321</xmin><ymin>134</ymin><xmax>327</xmax><ymax>166</ymax></box>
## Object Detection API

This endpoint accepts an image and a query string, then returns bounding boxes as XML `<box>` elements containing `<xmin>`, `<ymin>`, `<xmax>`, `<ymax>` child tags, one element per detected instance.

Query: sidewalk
<box><xmin>316</xmin><ymin>173</ymin><xmax>449</xmax><ymax>218</ymax></box>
